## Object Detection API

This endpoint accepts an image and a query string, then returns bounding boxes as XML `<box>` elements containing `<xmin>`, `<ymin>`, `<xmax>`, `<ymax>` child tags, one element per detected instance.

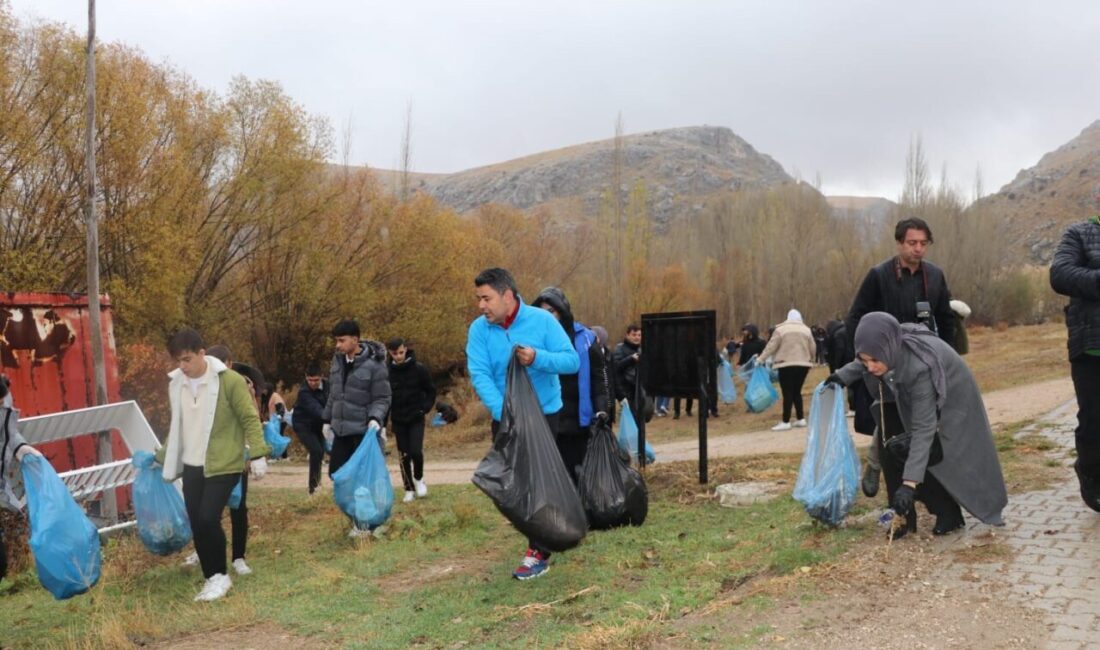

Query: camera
<box><xmin>915</xmin><ymin>301</ymin><xmax>937</xmax><ymax>334</ymax></box>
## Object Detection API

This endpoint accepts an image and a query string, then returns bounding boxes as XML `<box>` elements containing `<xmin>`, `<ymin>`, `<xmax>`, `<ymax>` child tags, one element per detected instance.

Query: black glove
<box><xmin>824</xmin><ymin>373</ymin><xmax>845</xmax><ymax>388</ymax></box>
<box><xmin>891</xmin><ymin>485</ymin><xmax>916</xmax><ymax>515</ymax></box>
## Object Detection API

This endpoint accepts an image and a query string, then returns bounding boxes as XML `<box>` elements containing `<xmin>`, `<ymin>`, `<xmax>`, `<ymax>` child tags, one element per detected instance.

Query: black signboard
<box><xmin>637</xmin><ymin>310</ymin><xmax>716</xmax><ymax>483</ymax></box>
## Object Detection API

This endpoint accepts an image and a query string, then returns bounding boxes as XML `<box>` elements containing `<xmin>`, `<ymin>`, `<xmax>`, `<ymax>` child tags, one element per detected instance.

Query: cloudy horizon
<box><xmin>8</xmin><ymin>0</ymin><xmax>1100</xmax><ymax>201</ymax></box>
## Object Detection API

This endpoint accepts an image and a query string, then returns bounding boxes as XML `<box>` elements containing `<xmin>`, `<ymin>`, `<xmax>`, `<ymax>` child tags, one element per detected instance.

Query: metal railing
<box><xmin>16</xmin><ymin>400</ymin><xmax>161</xmax><ymax>533</ymax></box>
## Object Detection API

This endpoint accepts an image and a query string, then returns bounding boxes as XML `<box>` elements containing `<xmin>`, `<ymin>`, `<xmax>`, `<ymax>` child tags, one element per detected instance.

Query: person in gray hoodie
<box><xmin>0</xmin><ymin>377</ymin><xmax>42</xmax><ymax>583</ymax></box>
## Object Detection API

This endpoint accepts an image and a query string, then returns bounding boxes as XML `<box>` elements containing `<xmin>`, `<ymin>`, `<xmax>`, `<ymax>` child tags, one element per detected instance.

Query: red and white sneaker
<box><xmin>512</xmin><ymin>548</ymin><xmax>549</xmax><ymax>580</ymax></box>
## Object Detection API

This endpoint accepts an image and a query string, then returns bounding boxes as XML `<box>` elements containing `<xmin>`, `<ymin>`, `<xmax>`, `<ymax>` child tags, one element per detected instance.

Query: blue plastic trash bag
<box><xmin>228</xmin><ymin>476</ymin><xmax>243</xmax><ymax>510</ymax></box>
<box><xmin>735</xmin><ymin>355</ymin><xmax>757</xmax><ymax>384</ymax></box>
<box><xmin>131</xmin><ymin>451</ymin><xmax>191</xmax><ymax>556</ymax></box>
<box><xmin>430</xmin><ymin>413</ymin><xmax>446</xmax><ymax>427</ymax></box>
<box><xmin>20</xmin><ymin>454</ymin><xmax>101</xmax><ymax>599</ymax></box>
<box><xmin>264</xmin><ymin>414</ymin><xmax>290</xmax><ymax>458</ymax></box>
<box><xmin>717</xmin><ymin>359</ymin><xmax>738</xmax><ymax>404</ymax></box>
<box><xmin>793</xmin><ymin>383</ymin><xmax>860</xmax><ymax>526</ymax></box>
<box><xmin>744</xmin><ymin>363</ymin><xmax>779</xmax><ymax>413</ymax></box>
<box><xmin>332</xmin><ymin>432</ymin><xmax>394</xmax><ymax>530</ymax></box>
<box><xmin>618</xmin><ymin>400</ymin><xmax>656</xmax><ymax>464</ymax></box>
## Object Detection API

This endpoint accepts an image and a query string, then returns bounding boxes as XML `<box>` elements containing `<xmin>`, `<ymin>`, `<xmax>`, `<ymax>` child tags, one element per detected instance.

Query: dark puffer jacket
<box><xmin>738</xmin><ymin>324</ymin><xmax>766</xmax><ymax>366</ymax></box>
<box><xmin>612</xmin><ymin>339</ymin><xmax>641</xmax><ymax>401</ymax></box>
<box><xmin>294</xmin><ymin>380</ymin><xmax>329</xmax><ymax>436</ymax></box>
<box><xmin>1050</xmin><ymin>220</ymin><xmax>1100</xmax><ymax>361</ymax></box>
<box><xmin>323</xmin><ymin>341</ymin><xmax>392</xmax><ymax>437</ymax></box>
<box><xmin>386</xmin><ymin>350</ymin><xmax>436</xmax><ymax>423</ymax></box>
<box><xmin>532</xmin><ymin>287</ymin><xmax>610</xmax><ymax>436</ymax></box>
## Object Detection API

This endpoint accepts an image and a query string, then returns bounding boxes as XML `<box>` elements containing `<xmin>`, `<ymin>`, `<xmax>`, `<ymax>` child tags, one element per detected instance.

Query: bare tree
<box><xmin>400</xmin><ymin>99</ymin><xmax>413</xmax><ymax>201</ymax></box>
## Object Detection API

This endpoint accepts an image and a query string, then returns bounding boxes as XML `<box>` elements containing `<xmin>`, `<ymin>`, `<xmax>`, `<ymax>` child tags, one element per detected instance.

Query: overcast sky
<box><xmin>9</xmin><ymin>1</ymin><xmax>1100</xmax><ymax>199</ymax></box>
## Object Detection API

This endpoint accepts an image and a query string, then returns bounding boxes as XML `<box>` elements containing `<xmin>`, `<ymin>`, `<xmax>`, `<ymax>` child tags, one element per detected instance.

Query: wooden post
<box><xmin>84</xmin><ymin>0</ymin><xmax>115</xmax><ymax>521</ymax></box>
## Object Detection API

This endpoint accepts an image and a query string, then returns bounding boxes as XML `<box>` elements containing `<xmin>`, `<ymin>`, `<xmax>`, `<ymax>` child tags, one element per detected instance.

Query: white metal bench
<box><xmin>16</xmin><ymin>400</ymin><xmax>162</xmax><ymax>533</ymax></box>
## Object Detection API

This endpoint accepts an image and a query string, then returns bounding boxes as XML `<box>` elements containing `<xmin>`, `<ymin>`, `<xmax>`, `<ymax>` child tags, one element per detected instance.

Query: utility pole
<box><xmin>85</xmin><ymin>0</ymin><xmax>115</xmax><ymax>521</ymax></box>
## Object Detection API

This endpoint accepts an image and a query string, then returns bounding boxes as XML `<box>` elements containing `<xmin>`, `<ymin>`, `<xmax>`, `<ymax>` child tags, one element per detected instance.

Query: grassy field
<box><xmin>0</xmin><ymin>416</ymin><xmax>1063</xmax><ymax>650</ymax></box>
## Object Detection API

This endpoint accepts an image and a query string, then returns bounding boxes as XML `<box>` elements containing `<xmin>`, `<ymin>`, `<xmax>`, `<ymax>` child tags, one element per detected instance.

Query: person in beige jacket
<box><xmin>758</xmin><ymin>309</ymin><xmax>816</xmax><ymax>431</ymax></box>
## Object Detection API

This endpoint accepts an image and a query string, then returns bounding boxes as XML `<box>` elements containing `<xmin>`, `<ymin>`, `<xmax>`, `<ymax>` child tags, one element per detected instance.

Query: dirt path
<box><xmin>259</xmin><ymin>378</ymin><xmax>1074</xmax><ymax>491</ymax></box>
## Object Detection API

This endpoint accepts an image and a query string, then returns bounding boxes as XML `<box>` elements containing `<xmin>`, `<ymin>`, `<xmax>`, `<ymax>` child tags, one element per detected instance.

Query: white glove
<box><xmin>250</xmin><ymin>456</ymin><xmax>267</xmax><ymax>479</ymax></box>
<box><xmin>15</xmin><ymin>445</ymin><xmax>42</xmax><ymax>461</ymax></box>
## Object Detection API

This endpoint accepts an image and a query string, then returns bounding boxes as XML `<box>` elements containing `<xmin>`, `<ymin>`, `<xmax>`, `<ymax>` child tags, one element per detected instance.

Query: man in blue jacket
<box><xmin>466</xmin><ymin>267</ymin><xmax>580</xmax><ymax>580</ymax></box>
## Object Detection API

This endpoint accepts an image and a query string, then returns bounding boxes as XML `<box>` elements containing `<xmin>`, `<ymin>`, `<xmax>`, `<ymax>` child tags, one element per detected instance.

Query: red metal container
<box><xmin>1</xmin><ymin>292</ymin><xmax>130</xmax><ymax>511</ymax></box>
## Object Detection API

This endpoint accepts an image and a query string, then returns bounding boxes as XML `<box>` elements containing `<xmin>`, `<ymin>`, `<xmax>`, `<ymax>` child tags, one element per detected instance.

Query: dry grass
<box><xmin>964</xmin><ymin>321</ymin><xmax>1066</xmax><ymax>392</ymax></box>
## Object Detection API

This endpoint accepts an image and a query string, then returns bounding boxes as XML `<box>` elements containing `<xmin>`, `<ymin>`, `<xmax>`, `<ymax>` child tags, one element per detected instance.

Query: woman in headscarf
<box><xmin>829</xmin><ymin>312</ymin><xmax>1007</xmax><ymax>537</ymax></box>
<box><xmin>758</xmin><ymin>309</ymin><xmax>816</xmax><ymax>431</ymax></box>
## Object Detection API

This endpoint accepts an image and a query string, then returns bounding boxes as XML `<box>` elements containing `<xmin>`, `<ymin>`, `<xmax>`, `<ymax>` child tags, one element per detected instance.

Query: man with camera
<box><xmin>845</xmin><ymin>217</ymin><xmax>956</xmax><ymax>498</ymax></box>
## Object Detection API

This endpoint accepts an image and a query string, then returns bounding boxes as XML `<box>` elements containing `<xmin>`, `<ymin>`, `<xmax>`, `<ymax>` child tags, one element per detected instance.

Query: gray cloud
<box><xmin>10</xmin><ymin>0</ymin><xmax>1100</xmax><ymax>199</ymax></box>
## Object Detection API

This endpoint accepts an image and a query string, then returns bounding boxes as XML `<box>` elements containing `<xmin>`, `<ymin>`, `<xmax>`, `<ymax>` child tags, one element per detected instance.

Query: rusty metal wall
<box><xmin>1</xmin><ymin>292</ymin><xmax>130</xmax><ymax>510</ymax></box>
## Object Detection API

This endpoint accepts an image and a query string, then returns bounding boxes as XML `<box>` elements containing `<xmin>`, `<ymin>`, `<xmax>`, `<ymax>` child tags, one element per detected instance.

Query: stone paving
<box><xmin>971</xmin><ymin>399</ymin><xmax>1100</xmax><ymax>649</ymax></box>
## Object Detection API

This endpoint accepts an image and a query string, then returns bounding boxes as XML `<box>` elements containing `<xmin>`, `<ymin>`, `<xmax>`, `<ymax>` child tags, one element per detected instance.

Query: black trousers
<box><xmin>492</xmin><ymin>410</ymin><xmax>560</xmax><ymax>559</ymax></box>
<box><xmin>555</xmin><ymin>431</ymin><xmax>589</xmax><ymax>486</ymax></box>
<box><xmin>777</xmin><ymin>366</ymin><xmax>810</xmax><ymax>422</ymax></box>
<box><xmin>229</xmin><ymin>472</ymin><xmax>248</xmax><ymax>561</ymax></box>
<box><xmin>1071</xmin><ymin>355</ymin><xmax>1100</xmax><ymax>477</ymax></box>
<box><xmin>329</xmin><ymin>433</ymin><xmax>365</xmax><ymax>478</ymax></box>
<box><xmin>674</xmin><ymin>397</ymin><xmax>717</xmax><ymax>418</ymax></box>
<box><xmin>296</xmin><ymin>426</ymin><xmax>326</xmax><ymax>493</ymax></box>
<box><xmin>181</xmin><ymin>465</ymin><xmax>239</xmax><ymax>579</ymax></box>
<box><xmin>879</xmin><ymin>429</ymin><xmax>961</xmax><ymax>522</ymax></box>
<box><xmin>392</xmin><ymin>418</ymin><xmax>425</xmax><ymax>491</ymax></box>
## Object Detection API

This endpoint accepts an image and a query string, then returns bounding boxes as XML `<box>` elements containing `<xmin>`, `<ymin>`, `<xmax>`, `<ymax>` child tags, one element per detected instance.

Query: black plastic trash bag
<box><xmin>578</xmin><ymin>422</ymin><xmax>648</xmax><ymax>529</ymax></box>
<box><xmin>472</xmin><ymin>353</ymin><xmax>588</xmax><ymax>552</ymax></box>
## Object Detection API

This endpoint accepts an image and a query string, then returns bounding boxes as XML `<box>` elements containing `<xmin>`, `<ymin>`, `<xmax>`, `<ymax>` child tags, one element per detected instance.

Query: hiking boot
<box><xmin>181</xmin><ymin>551</ymin><xmax>199</xmax><ymax>568</ymax></box>
<box><xmin>403</xmin><ymin>490</ymin><xmax>416</xmax><ymax>503</ymax></box>
<box><xmin>415</xmin><ymin>479</ymin><xmax>428</xmax><ymax>498</ymax></box>
<box><xmin>232</xmin><ymin>558</ymin><xmax>252</xmax><ymax>576</ymax></box>
<box><xmin>1074</xmin><ymin>460</ymin><xmax>1100</xmax><ymax>513</ymax></box>
<box><xmin>194</xmin><ymin>573</ymin><xmax>232</xmax><ymax>602</ymax></box>
<box><xmin>793</xmin><ymin>418</ymin><xmax>807</xmax><ymax>428</ymax></box>
<box><xmin>861</xmin><ymin>465</ymin><xmax>880</xmax><ymax>498</ymax></box>
<box><xmin>771</xmin><ymin>421</ymin><xmax>792</xmax><ymax>431</ymax></box>
<box><xmin>512</xmin><ymin>548</ymin><xmax>549</xmax><ymax>580</ymax></box>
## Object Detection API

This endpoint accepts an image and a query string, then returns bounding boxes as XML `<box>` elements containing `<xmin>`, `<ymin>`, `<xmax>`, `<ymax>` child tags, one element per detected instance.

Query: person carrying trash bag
<box><xmin>826</xmin><ymin>312</ymin><xmax>1006</xmax><ymax>538</ymax></box>
<box><xmin>155</xmin><ymin>329</ymin><xmax>270</xmax><ymax>602</ymax></box>
<box><xmin>792</xmin><ymin>383</ymin><xmax>860</xmax><ymax>527</ymax></box>
<box><xmin>0</xmin><ymin>377</ymin><xmax>55</xmax><ymax>589</ymax></box>
<box><xmin>466</xmin><ymin>268</ymin><xmax>581</xmax><ymax>580</ymax></box>
<box><xmin>578</xmin><ymin>420</ymin><xmax>648</xmax><ymax>529</ymax></box>
<box><xmin>131</xmin><ymin>450</ymin><xmax>192</xmax><ymax>556</ymax></box>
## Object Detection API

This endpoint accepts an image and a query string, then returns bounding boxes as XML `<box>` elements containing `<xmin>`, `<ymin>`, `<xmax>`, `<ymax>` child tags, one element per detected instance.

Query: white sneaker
<box><xmin>371</xmin><ymin>525</ymin><xmax>387</xmax><ymax>539</ymax></box>
<box><xmin>182</xmin><ymin>551</ymin><xmax>199</xmax><ymax>567</ymax></box>
<box><xmin>793</xmin><ymin>419</ymin><xmax>807</xmax><ymax>428</ymax></box>
<box><xmin>194</xmin><ymin>573</ymin><xmax>232</xmax><ymax>602</ymax></box>
<box><xmin>771</xmin><ymin>421</ymin><xmax>792</xmax><ymax>431</ymax></box>
<box><xmin>403</xmin><ymin>490</ymin><xmax>416</xmax><ymax>503</ymax></box>
<box><xmin>415</xmin><ymin>479</ymin><xmax>428</xmax><ymax>498</ymax></box>
<box><xmin>232</xmin><ymin>558</ymin><xmax>252</xmax><ymax>575</ymax></box>
<box><xmin>348</xmin><ymin>526</ymin><xmax>371</xmax><ymax>539</ymax></box>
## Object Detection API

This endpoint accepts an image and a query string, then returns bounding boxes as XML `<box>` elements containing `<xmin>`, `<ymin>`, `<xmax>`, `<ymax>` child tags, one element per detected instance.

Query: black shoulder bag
<box><xmin>880</xmin><ymin>384</ymin><xmax>943</xmax><ymax>468</ymax></box>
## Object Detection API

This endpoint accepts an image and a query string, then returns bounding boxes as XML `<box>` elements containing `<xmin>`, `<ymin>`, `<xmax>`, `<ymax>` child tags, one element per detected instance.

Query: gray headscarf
<box><xmin>853</xmin><ymin>312</ymin><xmax>947</xmax><ymax>410</ymax></box>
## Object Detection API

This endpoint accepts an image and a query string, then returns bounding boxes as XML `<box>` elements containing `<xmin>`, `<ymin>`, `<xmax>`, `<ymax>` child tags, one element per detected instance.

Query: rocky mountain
<box><xmin>374</xmin><ymin>126</ymin><xmax>794</xmax><ymax>225</ymax></box>
<box><xmin>976</xmin><ymin>120</ymin><xmax>1100</xmax><ymax>263</ymax></box>
<box><xmin>826</xmin><ymin>195</ymin><xmax>896</xmax><ymax>221</ymax></box>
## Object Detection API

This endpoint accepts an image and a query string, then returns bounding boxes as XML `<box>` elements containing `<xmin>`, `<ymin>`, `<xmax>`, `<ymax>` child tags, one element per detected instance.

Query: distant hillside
<box><xmin>826</xmin><ymin>195</ymin><xmax>896</xmax><ymax>222</ymax></box>
<box><xmin>369</xmin><ymin>126</ymin><xmax>794</xmax><ymax>225</ymax></box>
<box><xmin>976</xmin><ymin>120</ymin><xmax>1100</xmax><ymax>263</ymax></box>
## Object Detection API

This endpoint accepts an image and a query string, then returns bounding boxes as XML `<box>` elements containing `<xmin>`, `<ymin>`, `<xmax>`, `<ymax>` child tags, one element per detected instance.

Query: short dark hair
<box><xmin>626</xmin><ymin>323</ymin><xmax>641</xmax><ymax>334</ymax></box>
<box><xmin>167</xmin><ymin>328</ymin><xmax>205</xmax><ymax>358</ymax></box>
<box><xmin>305</xmin><ymin>362</ymin><xmax>322</xmax><ymax>377</ymax></box>
<box><xmin>206</xmin><ymin>344</ymin><xmax>232</xmax><ymax>363</ymax></box>
<box><xmin>474</xmin><ymin>267</ymin><xmax>518</xmax><ymax>298</ymax></box>
<box><xmin>894</xmin><ymin>217</ymin><xmax>933</xmax><ymax>244</ymax></box>
<box><xmin>386</xmin><ymin>337</ymin><xmax>406</xmax><ymax>351</ymax></box>
<box><xmin>332</xmin><ymin>319</ymin><xmax>360</xmax><ymax>338</ymax></box>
